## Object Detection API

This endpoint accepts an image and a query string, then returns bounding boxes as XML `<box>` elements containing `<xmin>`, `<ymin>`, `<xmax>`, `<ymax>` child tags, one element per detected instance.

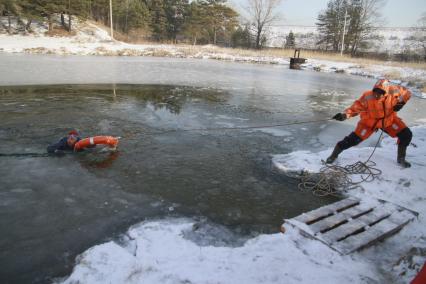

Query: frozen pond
<box><xmin>1</xmin><ymin>54</ymin><xmax>425</xmax><ymax>283</ymax></box>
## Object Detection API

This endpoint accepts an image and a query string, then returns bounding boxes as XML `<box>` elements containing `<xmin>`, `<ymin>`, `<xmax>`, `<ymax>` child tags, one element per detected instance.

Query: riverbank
<box><xmin>1</xmin><ymin>21</ymin><xmax>425</xmax><ymax>98</ymax></box>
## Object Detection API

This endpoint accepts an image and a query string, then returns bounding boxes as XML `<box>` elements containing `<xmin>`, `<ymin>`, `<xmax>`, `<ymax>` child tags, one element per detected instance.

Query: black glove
<box><xmin>393</xmin><ymin>102</ymin><xmax>405</xmax><ymax>112</ymax></box>
<box><xmin>332</xmin><ymin>113</ymin><xmax>347</xmax><ymax>121</ymax></box>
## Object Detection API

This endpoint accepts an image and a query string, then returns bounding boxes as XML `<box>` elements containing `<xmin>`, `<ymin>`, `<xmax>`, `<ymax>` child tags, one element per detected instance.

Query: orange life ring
<box><xmin>74</xmin><ymin>136</ymin><xmax>119</xmax><ymax>151</ymax></box>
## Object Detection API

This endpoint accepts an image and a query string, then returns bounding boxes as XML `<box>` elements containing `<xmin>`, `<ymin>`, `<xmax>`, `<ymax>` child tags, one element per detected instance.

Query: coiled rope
<box><xmin>298</xmin><ymin>131</ymin><xmax>383</xmax><ymax>197</ymax></box>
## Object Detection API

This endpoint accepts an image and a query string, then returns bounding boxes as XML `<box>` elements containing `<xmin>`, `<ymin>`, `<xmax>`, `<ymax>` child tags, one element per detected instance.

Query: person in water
<box><xmin>47</xmin><ymin>130</ymin><xmax>81</xmax><ymax>153</ymax></box>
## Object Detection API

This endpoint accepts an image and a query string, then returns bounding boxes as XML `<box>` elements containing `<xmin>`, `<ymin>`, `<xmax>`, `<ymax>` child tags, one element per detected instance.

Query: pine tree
<box><xmin>111</xmin><ymin>0</ymin><xmax>150</xmax><ymax>34</ymax></box>
<box><xmin>149</xmin><ymin>0</ymin><xmax>168</xmax><ymax>41</ymax></box>
<box><xmin>17</xmin><ymin>0</ymin><xmax>44</xmax><ymax>32</ymax></box>
<box><xmin>231</xmin><ymin>25</ymin><xmax>252</xmax><ymax>48</ymax></box>
<box><xmin>210</xmin><ymin>2</ymin><xmax>238</xmax><ymax>45</ymax></box>
<box><xmin>29</xmin><ymin>0</ymin><xmax>64</xmax><ymax>31</ymax></box>
<box><xmin>285</xmin><ymin>30</ymin><xmax>295</xmax><ymax>48</ymax></box>
<box><xmin>316</xmin><ymin>0</ymin><xmax>384</xmax><ymax>55</ymax></box>
<box><xmin>0</xmin><ymin>0</ymin><xmax>20</xmax><ymax>33</ymax></box>
<box><xmin>89</xmin><ymin>0</ymin><xmax>110</xmax><ymax>25</ymax></box>
<box><xmin>164</xmin><ymin>0</ymin><xmax>188</xmax><ymax>42</ymax></box>
<box><xmin>193</xmin><ymin>0</ymin><xmax>238</xmax><ymax>45</ymax></box>
<box><xmin>66</xmin><ymin>0</ymin><xmax>90</xmax><ymax>32</ymax></box>
<box><xmin>316</xmin><ymin>0</ymin><xmax>346</xmax><ymax>52</ymax></box>
<box><xmin>182</xmin><ymin>1</ymin><xmax>205</xmax><ymax>45</ymax></box>
<box><xmin>125</xmin><ymin>0</ymin><xmax>150</xmax><ymax>33</ymax></box>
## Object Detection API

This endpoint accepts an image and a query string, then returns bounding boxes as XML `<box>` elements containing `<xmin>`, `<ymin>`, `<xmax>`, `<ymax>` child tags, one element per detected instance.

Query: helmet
<box><xmin>372</xmin><ymin>79</ymin><xmax>390</xmax><ymax>94</ymax></box>
<box><xmin>68</xmin><ymin>130</ymin><xmax>79</xmax><ymax>136</ymax></box>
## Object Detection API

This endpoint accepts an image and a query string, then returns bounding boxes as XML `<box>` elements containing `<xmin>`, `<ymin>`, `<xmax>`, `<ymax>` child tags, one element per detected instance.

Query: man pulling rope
<box><xmin>327</xmin><ymin>79</ymin><xmax>413</xmax><ymax>168</ymax></box>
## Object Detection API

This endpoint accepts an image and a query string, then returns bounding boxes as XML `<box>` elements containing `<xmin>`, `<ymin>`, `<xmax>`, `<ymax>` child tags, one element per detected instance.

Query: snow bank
<box><xmin>273</xmin><ymin>125</ymin><xmax>426</xmax><ymax>215</ymax></box>
<box><xmin>272</xmin><ymin>125</ymin><xmax>426</xmax><ymax>282</ymax></box>
<box><xmin>301</xmin><ymin>59</ymin><xmax>426</xmax><ymax>99</ymax></box>
<box><xmin>59</xmin><ymin>126</ymin><xmax>426</xmax><ymax>284</ymax></box>
<box><xmin>59</xmin><ymin>219</ymin><xmax>378</xmax><ymax>284</ymax></box>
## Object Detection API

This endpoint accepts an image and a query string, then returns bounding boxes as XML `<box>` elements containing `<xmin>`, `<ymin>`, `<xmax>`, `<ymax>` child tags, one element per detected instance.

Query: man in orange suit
<box><xmin>327</xmin><ymin>79</ymin><xmax>412</xmax><ymax>168</ymax></box>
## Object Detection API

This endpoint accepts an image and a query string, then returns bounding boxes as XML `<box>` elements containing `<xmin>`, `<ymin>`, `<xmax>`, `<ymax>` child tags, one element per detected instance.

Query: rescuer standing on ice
<box><xmin>327</xmin><ymin>79</ymin><xmax>413</xmax><ymax>168</ymax></box>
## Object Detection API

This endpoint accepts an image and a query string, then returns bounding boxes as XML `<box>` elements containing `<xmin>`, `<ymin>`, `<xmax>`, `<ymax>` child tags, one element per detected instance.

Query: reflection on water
<box><xmin>77</xmin><ymin>149</ymin><xmax>120</xmax><ymax>169</ymax></box>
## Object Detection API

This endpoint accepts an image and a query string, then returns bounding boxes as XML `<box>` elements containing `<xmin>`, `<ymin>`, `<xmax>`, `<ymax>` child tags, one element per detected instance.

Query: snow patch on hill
<box><xmin>268</xmin><ymin>25</ymin><xmax>425</xmax><ymax>54</ymax></box>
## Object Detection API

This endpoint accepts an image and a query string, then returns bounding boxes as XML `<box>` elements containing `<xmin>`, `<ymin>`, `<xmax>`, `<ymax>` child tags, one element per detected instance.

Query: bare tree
<box><xmin>317</xmin><ymin>0</ymin><xmax>385</xmax><ymax>55</ymax></box>
<box><xmin>347</xmin><ymin>0</ymin><xmax>386</xmax><ymax>55</ymax></box>
<box><xmin>245</xmin><ymin>0</ymin><xmax>281</xmax><ymax>49</ymax></box>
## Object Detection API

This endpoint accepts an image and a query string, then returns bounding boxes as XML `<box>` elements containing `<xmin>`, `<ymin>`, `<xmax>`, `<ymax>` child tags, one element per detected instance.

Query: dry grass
<box><xmin>45</xmin><ymin>26</ymin><xmax>76</xmax><ymax>37</ymax></box>
<box><xmin>148</xmin><ymin>48</ymin><xmax>174</xmax><ymax>57</ymax></box>
<box><xmin>382</xmin><ymin>70</ymin><xmax>403</xmax><ymax>81</ymax></box>
<box><xmin>422</xmin><ymin>86</ymin><xmax>426</xmax><ymax>93</ymax></box>
<box><xmin>238</xmin><ymin>47</ymin><xmax>426</xmax><ymax>70</ymax></box>
<box><xmin>112</xmin><ymin>29</ymin><xmax>152</xmax><ymax>44</ymax></box>
<box><xmin>174</xmin><ymin>45</ymin><xmax>426</xmax><ymax>70</ymax></box>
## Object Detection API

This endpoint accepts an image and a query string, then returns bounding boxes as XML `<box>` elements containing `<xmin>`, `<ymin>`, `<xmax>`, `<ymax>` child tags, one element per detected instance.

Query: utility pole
<box><xmin>341</xmin><ymin>6</ymin><xmax>348</xmax><ymax>56</ymax></box>
<box><xmin>125</xmin><ymin>0</ymin><xmax>129</xmax><ymax>34</ymax></box>
<box><xmin>109</xmin><ymin>0</ymin><xmax>114</xmax><ymax>40</ymax></box>
<box><xmin>68</xmin><ymin>0</ymin><xmax>71</xmax><ymax>32</ymax></box>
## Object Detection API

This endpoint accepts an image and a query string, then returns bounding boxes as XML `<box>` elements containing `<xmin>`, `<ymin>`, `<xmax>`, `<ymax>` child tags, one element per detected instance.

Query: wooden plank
<box><xmin>294</xmin><ymin>198</ymin><xmax>360</xmax><ymax>224</ymax></box>
<box><xmin>333</xmin><ymin>212</ymin><xmax>414</xmax><ymax>254</ymax></box>
<box><xmin>320</xmin><ymin>208</ymin><xmax>392</xmax><ymax>244</ymax></box>
<box><xmin>283</xmin><ymin>197</ymin><xmax>416</xmax><ymax>254</ymax></box>
<box><xmin>309</xmin><ymin>204</ymin><xmax>374</xmax><ymax>234</ymax></box>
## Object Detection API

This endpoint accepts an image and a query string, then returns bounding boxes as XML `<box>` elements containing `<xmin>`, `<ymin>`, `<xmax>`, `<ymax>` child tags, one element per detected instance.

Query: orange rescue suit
<box><xmin>344</xmin><ymin>85</ymin><xmax>411</xmax><ymax>140</ymax></box>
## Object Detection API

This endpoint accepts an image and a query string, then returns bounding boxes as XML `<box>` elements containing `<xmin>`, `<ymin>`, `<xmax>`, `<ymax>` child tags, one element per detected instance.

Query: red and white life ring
<box><xmin>74</xmin><ymin>136</ymin><xmax>119</xmax><ymax>151</ymax></box>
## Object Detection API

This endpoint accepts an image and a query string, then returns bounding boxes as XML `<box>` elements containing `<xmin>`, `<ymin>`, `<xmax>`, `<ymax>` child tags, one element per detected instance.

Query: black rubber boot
<box><xmin>326</xmin><ymin>145</ymin><xmax>343</xmax><ymax>164</ymax></box>
<box><xmin>397</xmin><ymin>144</ymin><xmax>411</xmax><ymax>168</ymax></box>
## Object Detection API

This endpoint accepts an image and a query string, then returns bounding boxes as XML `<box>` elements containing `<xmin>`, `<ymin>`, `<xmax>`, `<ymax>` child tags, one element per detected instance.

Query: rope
<box><xmin>0</xmin><ymin>153</ymin><xmax>51</xmax><ymax>158</ymax></box>
<box><xmin>298</xmin><ymin>131</ymin><xmax>383</xmax><ymax>197</ymax></box>
<box><xmin>0</xmin><ymin>116</ymin><xmax>384</xmax><ymax>197</ymax></box>
<box><xmin>138</xmin><ymin>118</ymin><xmax>334</xmax><ymax>136</ymax></box>
<box><xmin>0</xmin><ymin>118</ymin><xmax>334</xmax><ymax>158</ymax></box>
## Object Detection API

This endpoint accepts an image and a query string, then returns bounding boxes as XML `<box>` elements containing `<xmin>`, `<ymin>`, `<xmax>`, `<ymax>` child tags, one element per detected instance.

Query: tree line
<box><xmin>0</xmin><ymin>0</ymin><xmax>248</xmax><ymax>46</ymax></box>
<box><xmin>1</xmin><ymin>0</ymin><xmax>423</xmax><ymax>58</ymax></box>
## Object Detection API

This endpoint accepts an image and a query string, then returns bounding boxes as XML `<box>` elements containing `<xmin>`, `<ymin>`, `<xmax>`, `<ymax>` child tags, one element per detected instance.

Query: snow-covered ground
<box><xmin>269</xmin><ymin>25</ymin><xmax>425</xmax><ymax>54</ymax></box>
<box><xmin>58</xmin><ymin>126</ymin><xmax>426</xmax><ymax>284</ymax></box>
<box><xmin>300</xmin><ymin>59</ymin><xmax>426</xmax><ymax>99</ymax></box>
<box><xmin>1</xmin><ymin>18</ymin><xmax>425</xmax><ymax>98</ymax></box>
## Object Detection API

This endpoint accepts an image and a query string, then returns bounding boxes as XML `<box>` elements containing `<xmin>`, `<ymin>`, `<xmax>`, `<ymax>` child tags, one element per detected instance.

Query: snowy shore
<box><xmin>1</xmin><ymin>21</ymin><xmax>425</xmax><ymax>99</ymax></box>
<box><xmin>58</xmin><ymin>126</ymin><xmax>426</xmax><ymax>284</ymax></box>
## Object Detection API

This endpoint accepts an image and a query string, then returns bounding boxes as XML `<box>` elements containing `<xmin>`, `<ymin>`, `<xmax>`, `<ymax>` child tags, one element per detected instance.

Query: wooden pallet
<box><xmin>283</xmin><ymin>197</ymin><xmax>416</xmax><ymax>254</ymax></box>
